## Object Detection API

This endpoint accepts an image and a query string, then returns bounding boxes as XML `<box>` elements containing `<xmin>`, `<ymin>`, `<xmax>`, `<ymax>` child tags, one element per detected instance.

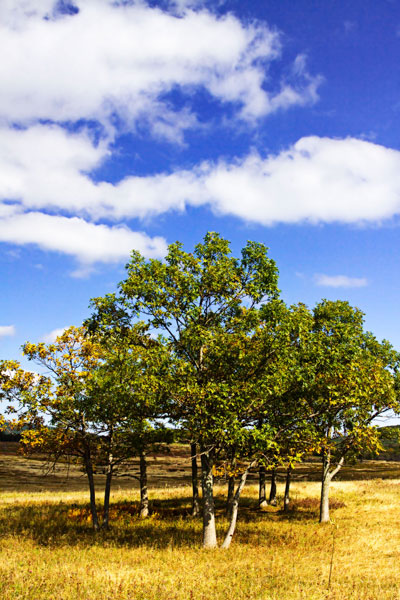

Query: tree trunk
<box><xmin>190</xmin><ymin>442</ymin><xmax>200</xmax><ymax>517</ymax></box>
<box><xmin>258</xmin><ymin>465</ymin><xmax>268</xmax><ymax>509</ymax></box>
<box><xmin>221</xmin><ymin>462</ymin><xmax>255</xmax><ymax>549</ymax></box>
<box><xmin>283</xmin><ymin>466</ymin><xmax>292</xmax><ymax>512</ymax></box>
<box><xmin>320</xmin><ymin>452</ymin><xmax>344</xmax><ymax>524</ymax></box>
<box><xmin>320</xmin><ymin>452</ymin><xmax>331</xmax><ymax>523</ymax></box>
<box><xmin>139</xmin><ymin>450</ymin><xmax>149</xmax><ymax>518</ymax></box>
<box><xmin>103</xmin><ymin>466</ymin><xmax>113</xmax><ymax>528</ymax></box>
<box><xmin>226</xmin><ymin>474</ymin><xmax>235</xmax><ymax>517</ymax></box>
<box><xmin>200</xmin><ymin>447</ymin><xmax>217</xmax><ymax>548</ymax></box>
<box><xmin>226</xmin><ymin>454</ymin><xmax>236</xmax><ymax>517</ymax></box>
<box><xmin>102</xmin><ymin>443</ymin><xmax>113</xmax><ymax>529</ymax></box>
<box><xmin>83</xmin><ymin>446</ymin><xmax>99</xmax><ymax>531</ymax></box>
<box><xmin>269</xmin><ymin>468</ymin><xmax>277</xmax><ymax>506</ymax></box>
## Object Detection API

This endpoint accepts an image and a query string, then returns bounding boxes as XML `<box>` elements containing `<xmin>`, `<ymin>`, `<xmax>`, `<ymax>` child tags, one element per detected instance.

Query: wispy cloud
<box><xmin>314</xmin><ymin>274</ymin><xmax>368</xmax><ymax>288</ymax></box>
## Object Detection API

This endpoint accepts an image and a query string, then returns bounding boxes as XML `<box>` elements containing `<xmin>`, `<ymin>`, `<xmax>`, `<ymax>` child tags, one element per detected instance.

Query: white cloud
<box><xmin>42</xmin><ymin>327</ymin><xmax>68</xmax><ymax>343</ymax></box>
<box><xmin>0</xmin><ymin>0</ymin><xmax>323</xmax><ymax>272</ymax></box>
<box><xmin>0</xmin><ymin>0</ymin><xmax>319</xmax><ymax>131</ymax></box>
<box><xmin>4</xmin><ymin>128</ymin><xmax>400</xmax><ymax>227</ymax></box>
<box><xmin>0</xmin><ymin>0</ymin><xmax>55</xmax><ymax>26</ymax></box>
<box><xmin>3</xmin><ymin>2</ymin><xmax>399</xmax><ymax>269</ymax></box>
<box><xmin>314</xmin><ymin>274</ymin><xmax>368</xmax><ymax>288</ymax></box>
<box><xmin>0</xmin><ymin>325</ymin><xmax>16</xmax><ymax>338</ymax></box>
<box><xmin>198</xmin><ymin>136</ymin><xmax>400</xmax><ymax>225</ymax></box>
<box><xmin>2</xmin><ymin>132</ymin><xmax>400</xmax><ymax>268</ymax></box>
<box><xmin>0</xmin><ymin>212</ymin><xmax>167</xmax><ymax>274</ymax></box>
<box><xmin>0</xmin><ymin>125</ymin><xmax>107</xmax><ymax>217</ymax></box>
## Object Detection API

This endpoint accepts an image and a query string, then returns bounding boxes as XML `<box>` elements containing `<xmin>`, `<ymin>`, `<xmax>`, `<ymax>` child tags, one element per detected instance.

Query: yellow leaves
<box><xmin>20</xmin><ymin>428</ymin><xmax>46</xmax><ymax>449</ymax></box>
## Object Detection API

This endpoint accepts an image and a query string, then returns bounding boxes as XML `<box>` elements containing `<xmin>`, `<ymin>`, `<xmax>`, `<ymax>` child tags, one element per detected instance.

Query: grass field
<box><xmin>1</xmin><ymin>444</ymin><xmax>400</xmax><ymax>599</ymax></box>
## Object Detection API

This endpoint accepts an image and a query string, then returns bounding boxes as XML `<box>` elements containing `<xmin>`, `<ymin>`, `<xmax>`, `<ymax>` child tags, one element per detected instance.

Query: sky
<box><xmin>1</xmin><ymin>0</ymin><xmax>400</xmax><ymax>380</ymax></box>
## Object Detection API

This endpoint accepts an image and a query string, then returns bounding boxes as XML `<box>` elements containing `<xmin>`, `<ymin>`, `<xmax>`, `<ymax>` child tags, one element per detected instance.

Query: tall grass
<box><xmin>1</xmin><ymin>479</ymin><xmax>400</xmax><ymax>599</ymax></box>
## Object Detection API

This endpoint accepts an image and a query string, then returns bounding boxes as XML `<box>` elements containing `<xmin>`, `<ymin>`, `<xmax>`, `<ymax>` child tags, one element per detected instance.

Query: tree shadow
<box><xmin>0</xmin><ymin>497</ymin><xmax>204</xmax><ymax>549</ymax></box>
<box><xmin>0</xmin><ymin>492</ymin><xmax>345</xmax><ymax>549</ymax></box>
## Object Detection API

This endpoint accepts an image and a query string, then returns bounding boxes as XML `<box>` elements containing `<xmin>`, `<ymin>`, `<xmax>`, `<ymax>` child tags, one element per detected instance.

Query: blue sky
<box><xmin>1</xmin><ymin>0</ymin><xmax>400</xmax><ymax>377</ymax></box>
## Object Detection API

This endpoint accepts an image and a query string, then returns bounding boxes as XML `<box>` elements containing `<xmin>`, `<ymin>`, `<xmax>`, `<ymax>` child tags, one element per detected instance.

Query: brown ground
<box><xmin>2</xmin><ymin>441</ymin><xmax>400</xmax><ymax>493</ymax></box>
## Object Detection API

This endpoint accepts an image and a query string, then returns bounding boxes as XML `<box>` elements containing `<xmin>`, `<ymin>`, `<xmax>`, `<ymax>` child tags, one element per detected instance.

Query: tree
<box><xmin>89</xmin><ymin>232</ymin><xmax>281</xmax><ymax>548</ymax></box>
<box><xmin>0</xmin><ymin>360</ymin><xmax>48</xmax><ymax>442</ymax></box>
<box><xmin>86</xmin><ymin>323</ymin><xmax>173</xmax><ymax>521</ymax></box>
<box><xmin>22</xmin><ymin>327</ymin><xmax>106</xmax><ymax>529</ymax></box>
<box><xmin>22</xmin><ymin>324</ymin><xmax>173</xmax><ymax>528</ymax></box>
<box><xmin>251</xmin><ymin>303</ymin><xmax>317</xmax><ymax>511</ymax></box>
<box><xmin>303</xmin><ymin>300</ymin><xmax>400</xmax><ymax>523</ymax></box>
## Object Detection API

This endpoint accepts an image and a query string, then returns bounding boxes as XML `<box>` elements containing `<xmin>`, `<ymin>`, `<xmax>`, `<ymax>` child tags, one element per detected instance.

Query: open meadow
<box><xmin>1</xmin><ymin>444</ymin><xmax>400</xmax><ymax>599</ymax></box>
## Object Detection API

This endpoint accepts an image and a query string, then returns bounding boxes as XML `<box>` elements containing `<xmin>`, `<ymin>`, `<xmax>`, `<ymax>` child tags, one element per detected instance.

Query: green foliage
<box><xmin>90</xmin><ymin>232</ymin><xmax>282</xmax><ymax>461</ymax></box>
<box><xmin>299</xmin><ymin>300</ymin><xmax>400</xmax><ymax>464</ymax></box>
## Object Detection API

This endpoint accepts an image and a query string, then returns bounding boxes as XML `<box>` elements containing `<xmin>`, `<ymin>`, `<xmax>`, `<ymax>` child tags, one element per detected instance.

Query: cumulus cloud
<box><xmin>0</xmin><ymin>0</ymin><xmax>319</xmax><ymax>131</ymax></box>
<box><xmin>0</xmin><ymin>211</ymin><xmax>167</xmax><ymax>274</ymax></box>
<box><xmin>2</xmin><ymin>131</ymin><xmax>400</xmax><ymax>268</ymax></box>
<box><xmin>198</xmin><ymin>137</ymin><xmax>400</xmax><ymax>225</ymax></box>
<box><xmin>4</xmin><ymin>129</ymin><xmax>400</xmax><ymax>227</ymax></box>
<box><xmin>0</xmin><ymin>0</ymin><xmax>325</xmax><ymax>271</ymax></box>
<box><xmin>314</xmin><ymin>274</ymin><xmax>368</xmax><ymax>288</ymax></box>
<box><xmin>0</xmin><ymin>325</ymin><xmax>16</xmax><ymax>338</ymax></box>
<box><xmin>4</xmin><ymin>1</ymin><xmax>397</xmax><ymax>273</ymax></box>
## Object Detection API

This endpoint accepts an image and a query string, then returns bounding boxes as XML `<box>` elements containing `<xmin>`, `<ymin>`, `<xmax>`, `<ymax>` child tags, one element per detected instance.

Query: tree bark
<box><xmin>190</xmin><ymin>442</ymin><xmax>200</xmax><ymax>517</ymax></box>
<box><xmin>83</xmin><ymin>445</ymin><xmax>99</xmax><ymax>531</ymax></box>
<box><xmin>139</xmin><ymin>450</ymin><xmax>149</xmax><ymax>518</ymax></box>
<box><xmin>320</xmin><ymin>452</ymin><xmax>331</xmax><ymax>523</ymax></box>
<box><xmin>221</xmin><ymin>462</ymin><xmax>255</xmax><ymax>549</ymax></box>
<box><xmin>103</xmin><ymin>465</ymin><xmax>113</xmax><ymax>528</ymax></box>
<box><xmin>102</xmin><ymin>438</ymin><xmax>113</xmax><ymax>529</ymax></box>
<box><xmin>226</xmin><ymin>453</ymin><xmax>236</xmax><ymax>517</ymax></box>
<box><xmin>258</xmin><ymin>465</ymin><xmax>268</xmax><ymax>509</ymax></box>
<box><xmin>320</xmin><ymin>452</ymin><xmax>344</xmax><ymax>523</ymax></box>
<box><xmin>226</xmin><ymin>474</ymin><xmax>235</xmax><ymax>517</ymax></box>
<box><xmin>283</xmin><ymin>466</ymin><xmax>292</xmax><ymax>512</ymax></box>
<box><xmin>268</xmin><ymin>468</ymin><xmax>277</xmax><ymax>506</ymax></box>
<box><xmin>200</xmin><ymin>447</ymin><xmax>217</xmax><ymax>548</ymax></box>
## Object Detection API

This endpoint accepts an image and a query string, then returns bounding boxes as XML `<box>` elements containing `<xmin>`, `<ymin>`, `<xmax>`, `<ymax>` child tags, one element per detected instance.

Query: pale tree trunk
<box><xmin>103</xmin><ymin>464</ymin><xmax>113</xmax><ymax>529</ymax></box>
<box><xmin>226</xmin><ymin>474</ymin><xmax>235</xmax><ymax>517</ymax></box>
<box><xmin>102</xmin><ymin>434</ymin><xmax>114</xmax><ymax>529</ymax></box>
<box><xmin>320</xmin><ymin>450</ymin><xmax>344</xmax><ymax>523</ymax></box>
<box><xmin>83</xmin><ymin>445</ymin><xmax>99</xmax><ymax>531</ymax></box>
<box><xmin>200</xmin><ymin>447</ymin><xmax>217</xmax><ymax>548</ymax></box>
<box><xmin>269</xmin><ymin>468</ymin><xmax>277</xmax><ymax>506</ymax></box>
<box><xmin>139</xmin><ymin>450</ymin><xmax>149</xmax><ymax>518</ymax></box>
<box><xmin>221</xmin><ymin>461</ymin><xmax>256</xmax><ymax>549</ymax></box>
<box><xmin>190</xmin><ymin>442</ymin><xmax>200</xmax><ymax>517</ymax></box>
<box><xmin>283</xmin><ymin>466</ymin><xmax>292</xmax><ymax>512</ymax></box>
<box><xmin>258</xmin><ymin>465</ymin><xmax>268</xmax><ymax>509</ymax></box>
<box><xmin>226</xmin><ymin>454</ymin><xmax>236</xmax><ymax>517</ymax></box>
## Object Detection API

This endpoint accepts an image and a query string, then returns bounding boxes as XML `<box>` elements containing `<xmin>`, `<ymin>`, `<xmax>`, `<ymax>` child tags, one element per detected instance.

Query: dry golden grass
<box><xmin>1</xmin><ymin>446</ymin><xmax>400</xmax><ymax>599</ymax></box>
<box><xmin>1</xmin><ymin>481</ymin><xmax>400</xmax><ymax>598</ymax></box>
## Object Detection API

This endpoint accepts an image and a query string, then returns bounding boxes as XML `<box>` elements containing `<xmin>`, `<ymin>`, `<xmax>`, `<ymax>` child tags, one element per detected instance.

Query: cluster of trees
<box><xmin>1</xmin><ymin>233</ymin><xmax>399</xmax><ymax>548</ymax></box>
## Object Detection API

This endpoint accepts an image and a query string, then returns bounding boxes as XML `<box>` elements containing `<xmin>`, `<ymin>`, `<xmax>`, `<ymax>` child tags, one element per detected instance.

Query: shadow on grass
<box><xmin>0</xmin><ymin>493</ymin><xmax>345</xmax><ymax>549</ymax></box>
<box><xmin>0</xmin><ymin>497</ymin><xmax>204</xmax><ymax>549</ymax></box>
